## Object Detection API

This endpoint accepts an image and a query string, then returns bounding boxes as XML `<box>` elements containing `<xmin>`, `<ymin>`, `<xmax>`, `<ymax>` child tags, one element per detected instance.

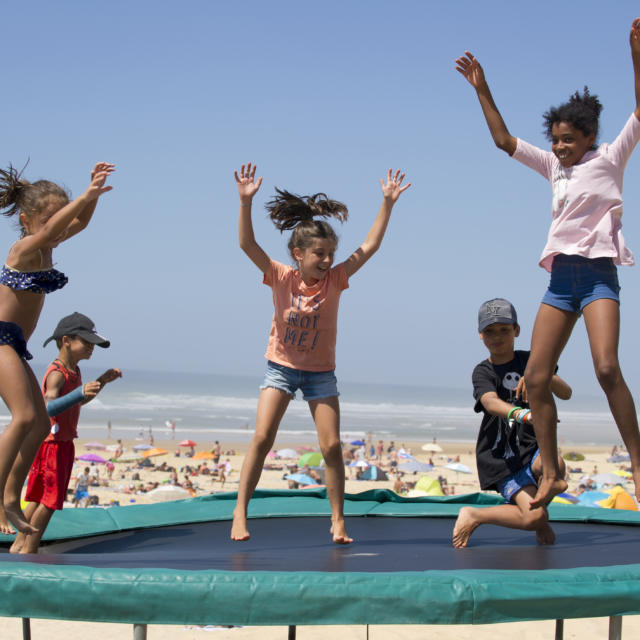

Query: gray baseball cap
<box><xmin>478</xmin><ymin>298</ymin><xmax>518</xmax><ymax>332</ymax></box>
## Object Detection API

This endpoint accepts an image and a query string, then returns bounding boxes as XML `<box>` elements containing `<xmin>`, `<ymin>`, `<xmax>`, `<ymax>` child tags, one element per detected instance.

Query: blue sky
<box><xmin>3</xmin><ymin>1</ymin><xmax>640</xmax><ymax>404</ymax></box>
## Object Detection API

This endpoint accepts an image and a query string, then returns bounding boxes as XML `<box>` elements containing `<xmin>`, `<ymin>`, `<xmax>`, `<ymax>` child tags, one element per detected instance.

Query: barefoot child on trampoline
<box><xmin>455</xmin><ymin>18</ymin><xmax>640</xmax><ymax>508</ymax></box>
<box><xmin>453</xmin><ymin>299</ymin><xmax>572</xmax><ymax>548</ymax></box>
<box><xmin>0</xmin><ymin>162</ymin><xmax>114</xmax><ymax>534</ymax></box>
<box><xmin>231</xmin><ymin>163</ymin><xmax>410</xmax><ymax>544</ymax></box>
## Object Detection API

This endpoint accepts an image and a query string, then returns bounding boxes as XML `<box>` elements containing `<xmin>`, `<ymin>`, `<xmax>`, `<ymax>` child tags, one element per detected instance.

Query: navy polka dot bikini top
<box><xmin>0</xmin><ymin>264</ymin><xmax>68</xmax><ymax>294</ymax></box>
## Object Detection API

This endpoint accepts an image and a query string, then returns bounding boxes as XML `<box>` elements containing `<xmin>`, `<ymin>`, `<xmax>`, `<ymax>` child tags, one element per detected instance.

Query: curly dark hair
<box><xmin>265</xmin><ymin>188</ymin><xmax>348</xmax><ymax>261</ymax></box>
<box><xmin>542</xmin><ymin>87</ymin><xmax>603</xmax><ymax>149</ymax></box>
<box><xmin>0</xmin><ymin>163</ymin><xmax>69</xmax><ymax>235</ymax></box>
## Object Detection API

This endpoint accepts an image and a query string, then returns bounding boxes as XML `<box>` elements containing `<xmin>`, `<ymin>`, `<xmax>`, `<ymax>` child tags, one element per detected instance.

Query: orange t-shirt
<box><xmin>264</xmin><ymin>260</ymin><xmax>349</xmax><ymax>372</ymax></box>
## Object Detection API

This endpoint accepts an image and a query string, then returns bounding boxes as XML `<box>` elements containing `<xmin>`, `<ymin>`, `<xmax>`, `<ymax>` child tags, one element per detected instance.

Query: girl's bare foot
<box><xmin>0</xmin><ymin>503</ymin><xmax>36</xmax><ymax>535</ymax></box>
<box><xmin>230</xmin><ymin>510</ymin><xmax>250</xmax><ymax>541</ymax></box>
<box><xmin>452</xmin><ymin>507</ymin><xmax>479</xmax><ymax>548</ymax></box>
<box><xmin>530</xmin><ymin>477</ymin><xmax>567</xmax><ymax>509</ymax></box>
<box><xmin>535</xmin><ymin>523</ymin><xmax>556</xmax><ymax>545</ymax></box>
<box><xmin>9</xmin><ymin>534</ymin><xmax>24</xmax><ymax>553</ymax></box>
<box><xmin>330</xmin><ymin>518</ymin><xmax>353</xmax><ymax>544</ymax></box>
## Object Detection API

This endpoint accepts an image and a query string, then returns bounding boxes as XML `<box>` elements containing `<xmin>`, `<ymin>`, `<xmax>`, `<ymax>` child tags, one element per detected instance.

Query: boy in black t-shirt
<box><xmin>453</xmin><ymin>298</ymin><xmax>572</xmax><ymax>548</ymax></box>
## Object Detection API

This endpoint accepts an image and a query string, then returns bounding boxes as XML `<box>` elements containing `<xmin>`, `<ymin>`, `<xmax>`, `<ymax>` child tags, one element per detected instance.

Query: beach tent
<box><xmin>415</xmin><ymin>476</ymin><xmax>445</xmax><ymax>496</ymax></box>
<box><xmin>133</xmin><ymin>443</ymin><xmax>153</xmax><ymax>452</ymax></box>
<box><xmin>607</xmin><ymin>454</ymin><xmax>630</xmax><ymax>463</ymax></box>
<box><xmin>298</xmin><ymin>452</ymin><xmax>323</xmax><ymax>467</ymax></box>
<box><xmin>598</xmin><ymin>486</ymin><xmax>638</xmax><ymax>511</ymax></box>
<box><xmin>421</xmin><ymin>443</ymin><xmax>442</xmax><ymax>453</ymax></box>
<box><xmin>591</xmin><ymin>473</ymin><xmax>625</xmax><ymax>487</ymax></box>
<box><xmin>285</xmin><ymin>473</ymin><xmax>316</xmax><ymax>486</ymax></box>
<box><xmin>359</xmin><ymin>466</ymin><xmax>388</xmax><ymax>481</ymax></box>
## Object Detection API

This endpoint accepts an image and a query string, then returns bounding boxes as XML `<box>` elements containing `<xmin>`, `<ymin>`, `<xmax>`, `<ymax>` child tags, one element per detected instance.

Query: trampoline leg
<box><xmin>22</xmin><ymin>617</ymin><xmax>31</xmax><ymax>640</ymax></box>
<box><xmin>554</xmin><ymin>619</ymin><xmax>564</xmax><ymax>640</ymax></box>
<box><xmin>609</xmin><ymin>616</ymin><xmax>622</xmax><ymax>640</ymax></box>
<box><xmin>133</xmin><ymin>623</ymin><xmax>147</xmax><ymax>640</ymax></box>
<box><xmin>288</xmin><ymin>625</ymin><xmax>296</xmax><ymax>639</ymax></box>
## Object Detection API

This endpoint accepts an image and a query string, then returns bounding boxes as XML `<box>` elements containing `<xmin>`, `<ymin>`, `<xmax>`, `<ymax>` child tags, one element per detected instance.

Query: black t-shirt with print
<box><xmin>472</xmin><ymin>350</ymin><xmax>538</xmax><ymax>491</ymax></box>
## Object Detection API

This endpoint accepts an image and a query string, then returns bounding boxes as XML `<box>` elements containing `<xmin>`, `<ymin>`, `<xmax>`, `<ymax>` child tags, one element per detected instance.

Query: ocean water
<box><xmin>4</xmin><ymin>365</ymin><xmax>624</xmax><ymax>447</ymax></box>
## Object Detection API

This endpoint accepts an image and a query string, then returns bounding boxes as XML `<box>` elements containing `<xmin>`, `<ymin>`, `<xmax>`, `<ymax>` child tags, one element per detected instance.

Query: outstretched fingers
<box><xmin>235</xmin><ymin>162</ymin><xmax>262</xmax><ymax>198</ymax></box>
<box><xmin>381</xmin><ymin>168</ymin><xmax>411</xmax><ymax>201</ymax></box>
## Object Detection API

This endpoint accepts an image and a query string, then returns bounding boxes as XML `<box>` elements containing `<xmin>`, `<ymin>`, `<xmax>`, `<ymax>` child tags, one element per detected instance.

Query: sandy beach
<box><xmin>3</xmin><ymin>436</ymin><xmax>640</xmax><ymax>638</ymax></box>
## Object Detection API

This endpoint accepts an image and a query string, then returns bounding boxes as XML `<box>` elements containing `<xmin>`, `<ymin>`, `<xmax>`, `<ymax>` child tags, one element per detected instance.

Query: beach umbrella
<box><xmin>84</xmin><ymin>442</ymin><xmax>106</xmax><ymax>450</ymax></box>
<box><xmin>146</xmin><ymin>485</ymin><xmax>191</xmax><ymax>502</ymax></box>
<box><xmin>349</xmin><ymin>460</ymin><xmax>369</xmax><ymax>468</ymax></box>
<box><xmin>591</xmin><ymin>473</ymin><xmax>625</xmax><ymax>487</ymax></box>
<box><xmin>399</xmin><ymin>460</ymin><xmax>434</xmax><ymax>473</ymax></box>
<box><xmin>192</xmin><ymin>451</ymin><xmax>215</xmax><ymax>460</ymax></box>
<box><xmin>285</xmin><ymin>473</ymin><xmax>316</xmax><ymax>486</ymax></box>
<box><xmin>142</xmin><ymin>447</ymin><xmax>168</xmax><ymax>458</ymax></box>
<box><xmin>350</xmin><ymin>440</ymin><xmax>365</xmax><ymax>446</ymax></box>
<box><xmin>77</xmin><ymin>453</ymin><xmax>107</xmax><ymax>464</ymax></box>
<box><xmin>421</xmin><ymin>443</ymin><xmax>442</xmax><ymax>453</ymax></box>
<box><xmin>276</xmin><ymin>448</ymin><xmax>298</xmax><ymax>459</ymax></box>
<box><xmin>133</xmin><ymin>443</ymin><xmax>153</xmax><ymax>452</ymax></box>
<box><xmin>358</xmin><ymin>465</ymin><xmax>388</xmax><ymax>481</ymax></box>
<box><xmin>179</xmin><ymin>439</ymin><xmax>197</xmax><ymax>447</ymax></box>
<box><xmin>445</xmin><ymin>462</ymin><xmax>472</xmax><ymax>474</ymax></box>
<box><xmin>298</xmin><ymin>452</ymin><xmax>323</xmax><ymax>467</ymax></box>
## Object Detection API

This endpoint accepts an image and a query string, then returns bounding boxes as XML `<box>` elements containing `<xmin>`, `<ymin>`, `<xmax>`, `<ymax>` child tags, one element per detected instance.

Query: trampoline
<box><xmin>0</xmin><ymin>489</ymin><xmax>639</xmax><ymax>636</ymax></box>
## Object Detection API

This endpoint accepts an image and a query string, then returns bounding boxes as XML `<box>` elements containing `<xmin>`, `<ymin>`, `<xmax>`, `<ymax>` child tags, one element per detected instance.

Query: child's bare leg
<box><xmin>9</xmin><ymin>501</ymin><xmax>38</xmax><ymax>553</ymax></box>
<box><xmin>309</xmin><ymin>396</ymin><xmax>352</xmax><ymax>544</ymax></box>
<box><xmin>453</xmin><ymin>486</ymin><xmax>551</xmax><ymax>548</ymax></box>
<box><xmin>231</xmin><ymin>387</ymin><xmax>290</xmax><ymax>541</ymax></box>
<box><xmin>19</xmin><ymin>503</ymin><xmax>54</xmax><ymax>554</ymax></box>
<box><xmin>4</xmin><ymin>364</ymin><xmax>50</xmax><ymax>532</ymax></box>
<box><xmin>0</xmin><ymin>350</ymin><xmax>45</xmax><ymax>534</ymax></box>
<box><xmin>583</xmin><ymin>299</ymin><xmax>640</xmax><ymax>501</ymax></box>
<box><xmin>526</xmin><ymin>304</ymin><xmax>576</xmax><ymax>508</ymax></box>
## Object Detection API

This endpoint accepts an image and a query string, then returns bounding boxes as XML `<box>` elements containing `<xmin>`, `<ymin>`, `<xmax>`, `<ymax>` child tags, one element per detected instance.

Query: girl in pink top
<box><xmin>232</xmin><ymin>163</ymin><xmax>410</xmax><ymax>544</ymax></box>
<box><xmin>455</xmin><ymin>19</ymin><xmax>640</xmax><ymax>509</ymax></box>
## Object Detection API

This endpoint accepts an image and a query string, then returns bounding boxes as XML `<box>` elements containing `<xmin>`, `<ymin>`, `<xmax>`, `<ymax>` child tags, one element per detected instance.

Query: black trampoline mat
<box><xmin>2</xmin><ymin>516</ymin><xmax>640</xmax><ymax>572</ymax></box>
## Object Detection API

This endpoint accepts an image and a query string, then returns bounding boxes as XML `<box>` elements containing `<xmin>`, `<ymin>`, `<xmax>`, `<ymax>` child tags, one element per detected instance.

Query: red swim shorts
<box><xmin>25</xmin><ymin>440</ymin><xmax>75</xmax><ymax>510</ymax></box>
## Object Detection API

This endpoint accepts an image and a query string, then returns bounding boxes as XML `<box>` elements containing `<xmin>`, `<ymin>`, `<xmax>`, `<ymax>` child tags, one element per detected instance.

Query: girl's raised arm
<box><xmin>64</xmin><ymin>162</ymin><xmax>115</xmax><ymax>241</ymax></box>
<box><xmin>455</xmin><ymin>51</ymin><xmax>517</xmax><ymax>155</ymax></box>
<box><xmin>343</xmin><ymin>169</ymin><xmax>410</xmax><ymax>278</ymax></box>
<box><xmin>235</xmin><ymin>163</ymin><xmax>270</xmax><ymax>274</ymax></box>
<box><xmin>630</xmin><ymin>18</ymin><xmax>640</xmax><ymax>120</ymax></box>
<box><xmin>10</xmin><ymin>164</ymin><xmax>114</xmax><ymax>263</ymax></box>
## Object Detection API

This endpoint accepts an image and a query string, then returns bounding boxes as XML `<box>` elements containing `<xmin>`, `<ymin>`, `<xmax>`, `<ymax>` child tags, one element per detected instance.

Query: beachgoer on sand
<box><xmin>0</xmin><ymin>162</ymin><xmax>114</xmax><ymax>535</ymax></box>
<box><xmin>453</xmin><ymin>299</ymin><xmax>572</xmax><ymax>548</ymax></box>
<box><xmin>456</xmin><ymin>19</ymin><xmax>640</xmax><ymax>507</ymax></box>
<box><xmin>231</xmin><ymin>163</ymin><xmax>410</xmax><ymax>544</ymax></box>
<box><xmin>10</xmin><ymin>312</ymin><xmax>121</xmax><ymax>554</ymax></box>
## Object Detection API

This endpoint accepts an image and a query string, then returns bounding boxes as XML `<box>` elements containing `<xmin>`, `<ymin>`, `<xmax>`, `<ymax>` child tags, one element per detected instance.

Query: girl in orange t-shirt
<box><xmin>231</xmin><ymin>163</ymin><xmax>410</xmax><ymax>544</ymax></box>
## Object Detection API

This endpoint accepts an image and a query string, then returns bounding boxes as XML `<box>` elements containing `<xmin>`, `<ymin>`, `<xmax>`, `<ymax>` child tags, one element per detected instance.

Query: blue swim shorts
<box><xmin>541</xmin><ymin>254</ymin><xmax>620</xmax><ymax>314</ymax></box>
<box><xmin>496</xmin><ymin>450</ymin><xmax>540</xmax><ymax>503</ymax></box>
<box><xmin>0</xmin><ymin>321</ymin><xmax>32</xmax><ymax>360</ymax></box>
<box><xmin>261</xmin><ymin>360</ymin><xmax>339</xmax><ymax>401</ymax></box>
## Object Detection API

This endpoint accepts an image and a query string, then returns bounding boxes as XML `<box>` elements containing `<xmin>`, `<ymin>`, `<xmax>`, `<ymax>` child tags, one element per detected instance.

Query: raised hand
<box><xmin>234</xmin><ymin>163</ymin><xmax>263</xmax><ymax>202</ymax></box>
<box><xmin>380</xmin><ymin>169</ymin><xmax>411</xmax><ymax>202</ymax></box>
<box><xmin>455</xmin><ymin>51</ymin><xmax>487</xmax><ymax>89</ymax></box>
<box><xmin>97</xmin><ymin>368</ymin><xmax>123</xmax><ymax>387</ymax></box>
<box><xmin>86</xmin><ymin>163</ymin><xmax>114</xmax><ymax>200</ymax></box>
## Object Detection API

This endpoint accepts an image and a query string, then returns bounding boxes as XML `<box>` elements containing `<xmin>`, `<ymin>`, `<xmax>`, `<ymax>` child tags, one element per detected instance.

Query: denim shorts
<box><xmin>261</xmin><ymin>360</ymin><xmax>339</xmax><ymax>401</ymax></box>
<box><xmin>496</xmin><ymin>450</ymin><xmax>539</xmax><ymax>503</ymax></box>
<box><xmin>541</xmin><ymin>254</ymin><xmax>620</xmax><ymax>314</ymax></box>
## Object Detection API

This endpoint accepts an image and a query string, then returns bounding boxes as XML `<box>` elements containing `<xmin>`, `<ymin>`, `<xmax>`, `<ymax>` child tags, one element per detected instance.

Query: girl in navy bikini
<box><xmin>0</xmin><ymin>161</ymin><xmax>114</xmax><ymax>534</ymax></box>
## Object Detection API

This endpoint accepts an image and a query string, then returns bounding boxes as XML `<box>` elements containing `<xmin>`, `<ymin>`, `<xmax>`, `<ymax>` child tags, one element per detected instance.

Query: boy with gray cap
<box><xmin>452</xmin><ymin>299</ymin><xmax>571</xmax><ymax>548</ymax></box>
<box><xmin>10</xmin><ymin>312</ymin><xmax>121</xmax><ymax>554</ymax></box>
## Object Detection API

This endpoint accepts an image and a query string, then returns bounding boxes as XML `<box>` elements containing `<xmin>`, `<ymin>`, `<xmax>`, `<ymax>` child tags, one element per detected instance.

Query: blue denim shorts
<box><xmin>541</xmin><ymin>254</ymin><xmax>620</xmax><ymax>314</ymax></box>
<box><xmin>261</xmin><ymin>360</ymin><xmax>339</xmax><ymax>401</ymax></box>
<box><xmin>496</xmin><ymin>450</ymin><xmax>539</xmax><ymax>503</ymax></box>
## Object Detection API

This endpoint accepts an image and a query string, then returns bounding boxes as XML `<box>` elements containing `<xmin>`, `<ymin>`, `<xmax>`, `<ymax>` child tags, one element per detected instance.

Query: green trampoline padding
<box><xmin>0</xmin><ymin>489</ymin><xmax>638</xmax><ymax>626</ymax></box>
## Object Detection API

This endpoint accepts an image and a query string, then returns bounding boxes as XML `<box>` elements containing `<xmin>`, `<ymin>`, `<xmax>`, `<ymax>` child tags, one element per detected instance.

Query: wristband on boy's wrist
<box><xmin>507</xmin><ymin>407</ymin><xmax>522</xmax><ymax>422</ymax></box>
